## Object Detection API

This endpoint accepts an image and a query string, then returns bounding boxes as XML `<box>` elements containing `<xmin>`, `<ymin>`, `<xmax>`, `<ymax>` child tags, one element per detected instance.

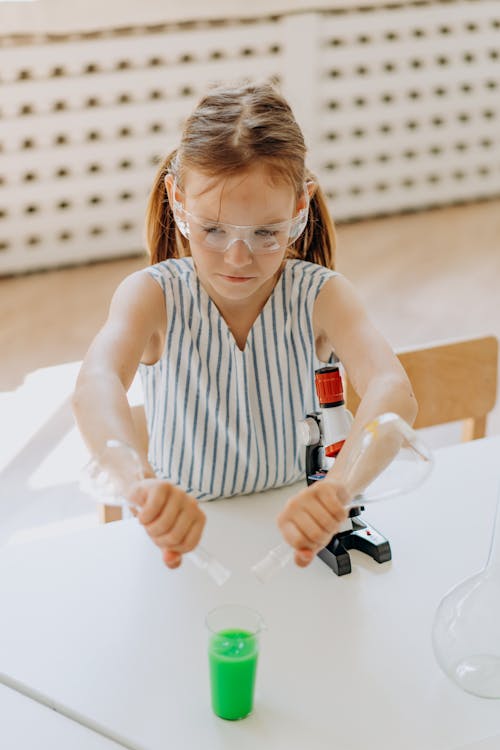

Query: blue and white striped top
<box><xmin>139</xmin><ymin>257</ymin><xmax>337</xmax><ymax>501</ymax></box>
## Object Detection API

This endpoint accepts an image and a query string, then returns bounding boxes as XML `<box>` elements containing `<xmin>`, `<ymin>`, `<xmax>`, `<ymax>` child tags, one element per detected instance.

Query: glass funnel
<box><xmin>80</xmin><ymin>440</ymin><xmax>231</xmax><ymax>586</ymax></box>
<box><xmin>252</xmin><ymin>412</ymin><xmax>434</xmax><ymax>582</ymax></box>
<box><xmin>432</xmin><ymin>480</ymin><xmax>500</xmax><ymax>699</ymax></box>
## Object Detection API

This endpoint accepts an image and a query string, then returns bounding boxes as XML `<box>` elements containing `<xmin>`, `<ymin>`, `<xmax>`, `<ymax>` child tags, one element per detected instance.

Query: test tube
<box><xmin>251</xmin><ymin>413</ymin><xmax>433</xmax><ymax>583</ymax></box>
<box><xmin>81</xmin><ymin>440</ymin><xmax>231</xmax><ymax>586</ymax></box>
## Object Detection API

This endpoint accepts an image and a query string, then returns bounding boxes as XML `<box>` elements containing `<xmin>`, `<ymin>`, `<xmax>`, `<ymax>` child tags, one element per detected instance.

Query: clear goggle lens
<box><xmin>171</xmin><ymin>181</ymin><xmax>309</xmax><ymax>255</ymax></box>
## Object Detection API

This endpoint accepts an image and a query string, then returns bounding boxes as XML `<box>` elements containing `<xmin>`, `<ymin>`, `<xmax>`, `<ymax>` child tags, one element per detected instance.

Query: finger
<box><xmin>291</xmin><ymin>510</ymin><xmax>334</xmax><ymax>549</ymax></box>
<box><xmin>279</xmin><ymin>519</ymin><xmax>302</xmax><ymax>549</ymax></box>
<box><xmin>178</xmin><ymin>516</ymin><xmax>206</xmax><ymax>553</ymax></box>
<box><xmin>294</xmin><ymin>548</ymin><xmax>315</xmax><ymax>567</ymax></box>
<box><xmin>127</xmin><ymin>479</ymin><xmax>155</xmax><ymax>512</ymax></box>
<box><xmin>301</xmin><ymin>498</ymin><xmax>338</xmax><ymax>533</ymax></box>
<box><xmin>162</xmin><ymin>548</ymin><xmax>182</xmax><ymax>569</ymax></box>
<box><xmin>154</xmin><ymin>503</ymin><xmax>206</xmax><ymax>548</ymax></box>
<box><xmin>280</xmin><ymin>518</ymin><xmax>320</xmax><ymax>552</ymax></box>
<box><xmin>143</xmin><ymin>489</ymin><xmax>183</xmax><ymax>536</ymax></box>
<box><xmin>314</xmin><ymin>484</ymin><xmax>349</xmax><ymax>522</ymax></box>
<box><xmin>149</xmin><ymin>507</ymin><xmax>193</xmax><ymax>550</ymax></box>
<box><xmin>277</xmin><ymin>499</ymin><xmax>332</xmax><ymax>548</ymax></box>
<box><xmin>138</xmin><ymin>482</ymin><xmax>176</xmax><ymax>525</ymax></box>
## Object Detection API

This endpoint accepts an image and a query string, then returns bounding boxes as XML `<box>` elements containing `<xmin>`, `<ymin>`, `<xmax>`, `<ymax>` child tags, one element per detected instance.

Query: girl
<box><xmin>73</xmin><ymin>82</ymin><xmax>416</xmax><ymax>570</ymax></box>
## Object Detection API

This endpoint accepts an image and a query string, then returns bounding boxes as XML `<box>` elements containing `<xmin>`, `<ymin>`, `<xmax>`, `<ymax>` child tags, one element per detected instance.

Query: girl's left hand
<box><xmin>277</xmin><ymin>480</ymin><xmax>349</xmax><ymax>567</ymax></box>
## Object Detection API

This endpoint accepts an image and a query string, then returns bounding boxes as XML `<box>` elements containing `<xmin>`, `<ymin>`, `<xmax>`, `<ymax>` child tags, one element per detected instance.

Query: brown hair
<box><xmin>145</xmin><ymin>82</ymin><xmax>336</xmax><ymax>269</ymax></box>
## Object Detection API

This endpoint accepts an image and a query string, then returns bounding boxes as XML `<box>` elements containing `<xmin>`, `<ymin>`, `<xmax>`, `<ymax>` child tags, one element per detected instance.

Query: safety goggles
<box><xmin>171</xmin><ymin>180</ymin><xmax>310</xmax><ymax>255</ymax></box>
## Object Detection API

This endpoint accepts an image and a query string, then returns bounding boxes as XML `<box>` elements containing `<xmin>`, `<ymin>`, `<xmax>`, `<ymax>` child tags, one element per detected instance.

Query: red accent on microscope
<box><xmin>314</xmin><ymin>366</ymin><xmax>351</xmax><ymax>458</ymax></box>
<box><xmin>298</xmin><ymin>364</ymin><xmax>392</xmax><ymax>577</ymax></box>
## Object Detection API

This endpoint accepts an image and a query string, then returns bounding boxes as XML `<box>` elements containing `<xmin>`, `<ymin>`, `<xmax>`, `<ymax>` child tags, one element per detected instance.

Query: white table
<box><xmin>0</xmin><ymin>683</ymin><xmax>125</xmax><ymax>749</ymax></box>
<box><xmin>1</xmin><ymin>437</ymin><xmax>500</xmax><ymax>750</ymax></box>
<box><xmin>456</xmin><ymin>739</ymin><xmax>500</xmax><ymax>750</ymax></box>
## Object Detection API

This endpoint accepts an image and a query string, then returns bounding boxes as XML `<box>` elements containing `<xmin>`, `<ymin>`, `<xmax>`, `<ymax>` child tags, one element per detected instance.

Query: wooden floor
<box><xmin>1</xmin><ymin>197</ymin><xmax>500</xmax><ymax>435</ymax></box>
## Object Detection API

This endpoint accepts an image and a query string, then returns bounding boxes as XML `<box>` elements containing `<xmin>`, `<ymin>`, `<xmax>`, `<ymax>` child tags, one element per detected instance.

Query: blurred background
<box><xmin>1</xmin><ymin>0</ymin><xmax>499</xmax><ymax>545</ymax></box>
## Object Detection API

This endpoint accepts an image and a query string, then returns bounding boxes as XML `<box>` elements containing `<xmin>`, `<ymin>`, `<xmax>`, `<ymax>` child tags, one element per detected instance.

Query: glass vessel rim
<box><xmin>205</xmin><ymin>604</ymin><xmax>266</xmax><ymax>636</ymax></box>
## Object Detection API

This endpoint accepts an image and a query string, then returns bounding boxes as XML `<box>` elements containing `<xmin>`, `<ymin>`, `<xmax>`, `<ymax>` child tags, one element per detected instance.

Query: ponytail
<box><xmin>290</xmin><ymin>180</ymin><xmax>336</xmax><ymax>270</ymax></box>
<box><xmin>145</xmin><ymin>149</ymin><xmax>190</xmax><ymax>265</ymax></box>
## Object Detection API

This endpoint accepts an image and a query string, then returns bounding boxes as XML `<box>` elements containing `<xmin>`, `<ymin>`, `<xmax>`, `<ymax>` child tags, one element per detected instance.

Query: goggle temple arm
<box><xmin>170</xmin><ymin>178</ymin><xmax>191</xmax><ymax>240</ymax></box>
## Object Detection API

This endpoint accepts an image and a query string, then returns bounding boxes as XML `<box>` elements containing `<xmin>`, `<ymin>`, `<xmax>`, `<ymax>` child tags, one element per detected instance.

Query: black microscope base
<box><xmin>317</xmin><ymin>517</ymin><xmax>392</xmax><ymax>576</ymax></box>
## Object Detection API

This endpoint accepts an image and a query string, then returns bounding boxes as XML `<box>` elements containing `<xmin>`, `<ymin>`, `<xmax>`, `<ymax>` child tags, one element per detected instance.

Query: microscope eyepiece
<box><xmin>315</xmin><ymin>366</ymin><xmax>344</xmax><ymax>408</ymax></box>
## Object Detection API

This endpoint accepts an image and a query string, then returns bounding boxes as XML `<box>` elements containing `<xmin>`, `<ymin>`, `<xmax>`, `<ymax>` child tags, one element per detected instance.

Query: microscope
<box><xmin>298</xmin><ymin>365</ymin><xmax>392</xmax><ymax>576</ymax></box>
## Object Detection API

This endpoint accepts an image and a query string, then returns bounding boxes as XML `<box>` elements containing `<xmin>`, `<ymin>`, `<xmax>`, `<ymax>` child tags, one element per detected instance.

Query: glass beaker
<box><xmin>432</xmin><ymin>480</ymin><xmax>500</xmax><ymax>699</ymax></box>
<box><xmin>206</xmin><ymin>604</ymin><xmax>265</xmax><ymax>720</ymax></box>
<box><xmin>80</xmin><ymin>440</ymin><xmax>231</xmax><ymax>586</ymax></box>
<box><xmin>252</xmin><ymin>412</ymin><xmax>434</xmax><ymax>582</ymax></box>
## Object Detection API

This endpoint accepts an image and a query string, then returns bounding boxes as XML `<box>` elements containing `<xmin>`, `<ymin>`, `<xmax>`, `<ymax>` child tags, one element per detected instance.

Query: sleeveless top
<box><xmin>139</xmin><ymin>257</ymin><xmax>337</xmax><ymax>501</ymax></box>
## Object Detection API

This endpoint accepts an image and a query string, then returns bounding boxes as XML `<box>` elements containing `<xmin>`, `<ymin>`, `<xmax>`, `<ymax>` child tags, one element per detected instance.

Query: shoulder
<box><xmin>286</xmin><ymin>259</ymin><xmax>337</xmax><ymax>280</ymax></box>
<box><xmin>313</xmin><ymin>272</ymin><xmax>371</xmax><ymax>337</ymax></box>
<box><xmin>112</xmin><ymin>266</ymin><xmax>163</xmax><ymax>304</ymax></box>
<box><xmin>103</xmin><ymin>268</ymin><xmax>168</xmax><ymax>365</ymax></box>
<box><xmin>113</xmin><ymin>258</ymin><xmax>194</xmax><ymax>313</ymax></box>
<box><xmin>285</xmin><ymin>259</ymin><xmax>338</xmax><ymax>295</ymax></box>
<box><xmin>145</xmin><ymin>257</ymin><xmax>194</xmax><ymax>287</ymax></box>
<box><xmin>314</xmin><ymin>271</ymin><xmax>361</xmax><ymax>310</ymax></box>
<box><xmin>108</xmin><ymin>266</ymin><xmax>167</xmax><ymax>331</ymax></box>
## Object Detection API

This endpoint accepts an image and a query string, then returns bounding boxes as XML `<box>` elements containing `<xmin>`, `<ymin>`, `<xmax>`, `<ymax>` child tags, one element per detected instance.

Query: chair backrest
<box><xmin>345</xmin><ymin>335</ymin><xmax>498</xmax><ymax>441</ymax></box>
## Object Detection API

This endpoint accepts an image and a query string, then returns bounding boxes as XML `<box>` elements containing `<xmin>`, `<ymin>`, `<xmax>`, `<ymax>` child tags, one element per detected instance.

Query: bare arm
<box><xmin>72</xmin><ymin>270</ymin><xmax>166</xmax><ymax>476</ymax></box>
<box><xmin>73</xmin><ymin>270</ymin><xmax>207</xmax><ymax>569</ymax></box>
<box><xmin>313</xmin><ymin>274</ymin><xmax>418</xmax><ymax>484</ymax></box>
<box><xmin>277</xmin><ymin>273</ymin><xmax>417</xmax><ymax>567</ymax></box>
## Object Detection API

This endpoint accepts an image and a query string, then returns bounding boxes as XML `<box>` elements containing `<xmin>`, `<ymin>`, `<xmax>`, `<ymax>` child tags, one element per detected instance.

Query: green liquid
<box><xmin>208</xmin><ymin>628</ymin><xmax>259</xmax><ymax>720</ymax></box>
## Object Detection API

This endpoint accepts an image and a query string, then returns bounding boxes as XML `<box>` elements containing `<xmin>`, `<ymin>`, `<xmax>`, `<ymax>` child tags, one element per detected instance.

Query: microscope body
<box><xmin>299</xmin><ymin>366</ymin><xmax>392</xmax><ymax>576</ymax></box>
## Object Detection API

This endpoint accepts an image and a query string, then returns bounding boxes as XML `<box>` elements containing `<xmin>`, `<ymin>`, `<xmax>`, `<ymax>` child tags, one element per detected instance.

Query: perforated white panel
<box><xmin>314</xmin><ymin>1</ymin><xmax>500</xmax><ymax>219</ymax></box>
<box><xmin>0</xmin><ymin>20</ymin><xmax>283</xmax><ymax>274</ymax></box>
<box><xmin>1</xmin><ymin>2</ymin><xmax>499</xmax><ymax>275</ymax></box>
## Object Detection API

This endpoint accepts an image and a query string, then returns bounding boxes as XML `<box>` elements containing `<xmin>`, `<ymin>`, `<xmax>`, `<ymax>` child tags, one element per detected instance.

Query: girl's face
<box><xmin>167</xmin><ymin>164</ymin><xmax>308</xmax><ymax>307</ymax></box>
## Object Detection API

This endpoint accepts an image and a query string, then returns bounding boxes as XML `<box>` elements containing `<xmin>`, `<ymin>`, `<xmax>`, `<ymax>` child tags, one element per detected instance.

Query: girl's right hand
<box><xmin>128</xmin><ymin>479</ymin><xmax>206</xmax><ymax>569</ymax></box>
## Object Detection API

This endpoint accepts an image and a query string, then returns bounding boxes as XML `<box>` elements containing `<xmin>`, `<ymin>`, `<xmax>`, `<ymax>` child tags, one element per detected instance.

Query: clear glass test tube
<box><xmin>81</xmin><ymin>440</ymin><xmax>231</xmax><ymax>586</ymax></box>
<box><xmin>251</xmin><ymin>413</ymin><xmax>434</xmax><ymax>583</ymax></box>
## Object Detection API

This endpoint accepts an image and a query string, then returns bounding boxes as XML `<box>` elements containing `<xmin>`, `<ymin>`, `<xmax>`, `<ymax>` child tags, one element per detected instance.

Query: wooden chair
<box><xmin>101</xmin><ymin>335</ymin><xmax>497</xmax><ymax>523</ymax></box>
<box><xmin>345</xmin><ymin>335</ymin><xmax>498</xmax><ymax>441</ymax></box>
